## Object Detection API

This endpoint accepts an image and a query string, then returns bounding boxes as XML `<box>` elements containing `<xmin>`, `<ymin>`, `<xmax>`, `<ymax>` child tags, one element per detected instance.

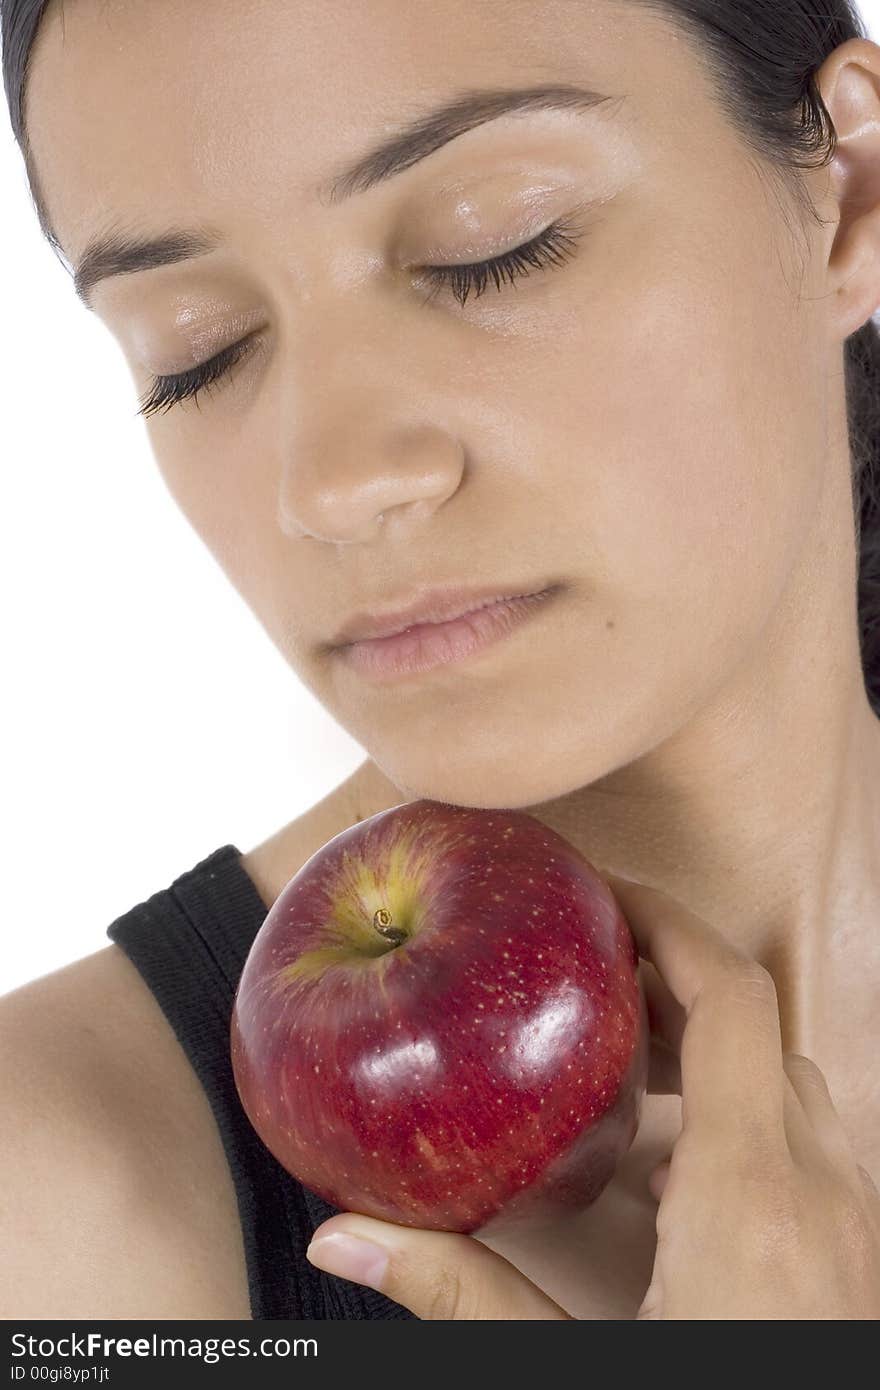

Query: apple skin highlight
<box><xmin>230</xmin><ymin>799</ymin><xmax>649</xmax><ymax>1237</ymax></box>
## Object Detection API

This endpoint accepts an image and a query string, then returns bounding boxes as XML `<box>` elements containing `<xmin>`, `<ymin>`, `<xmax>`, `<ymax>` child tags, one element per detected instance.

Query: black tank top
<box><xmin>105</xmin><ymin>842</ymin><xmax>416</xmax><ymax>1321</ymax></box>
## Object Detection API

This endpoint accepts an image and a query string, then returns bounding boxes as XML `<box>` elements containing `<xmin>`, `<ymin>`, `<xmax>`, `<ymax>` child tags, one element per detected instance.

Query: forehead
<box><xmin>23</xmin><ymin>0</ymin><xmax>692</xmax><ymax>266</ymax></box>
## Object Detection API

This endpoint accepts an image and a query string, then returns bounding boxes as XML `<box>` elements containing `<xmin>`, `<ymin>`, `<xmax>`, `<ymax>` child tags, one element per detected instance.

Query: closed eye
<box><xmin>135</xmin><ymin>331</ymin><xmax>262</xmax><ymax>420</ymax></box>
<box><xmin>415</xmin><ymin>213</ymin><xmax>585</xmax><ymax>308</ymax></box>
<box><xmin>135</xmin><ymin>212</ymin><xmax>589</xmax><ymax>420</ymax></box>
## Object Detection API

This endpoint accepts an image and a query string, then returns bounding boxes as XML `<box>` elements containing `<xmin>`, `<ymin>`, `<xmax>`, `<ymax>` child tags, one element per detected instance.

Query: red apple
<box><xmin>230</xmin><ymin>798</ymin><xmax>648</xmax><ymax>1237</ymax></box>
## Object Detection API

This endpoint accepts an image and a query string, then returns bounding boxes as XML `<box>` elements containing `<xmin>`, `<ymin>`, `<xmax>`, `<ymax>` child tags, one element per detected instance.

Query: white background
<box><xmin>2</xmin><ymin>2</ymin><xmax>879</xmax><ymax>995</ymax></box>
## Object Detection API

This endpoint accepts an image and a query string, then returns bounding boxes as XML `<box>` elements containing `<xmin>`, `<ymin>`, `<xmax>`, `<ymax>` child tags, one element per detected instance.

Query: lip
<box><xmin>334</xmin><ymin>586</ymin><xmax>562</xmax><ymax>681</ymax></box>
<box><xmin>331</xmin><ymin>583</ymin><xmax>558</xmax><ymax>647</ymax></box>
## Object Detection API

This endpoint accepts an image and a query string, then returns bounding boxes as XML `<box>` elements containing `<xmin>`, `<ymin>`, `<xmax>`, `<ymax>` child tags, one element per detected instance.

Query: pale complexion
<box><xmin>24</xmin><ymin>0</ymin><xmax>880</xmax><ymax>1201</ymax></box>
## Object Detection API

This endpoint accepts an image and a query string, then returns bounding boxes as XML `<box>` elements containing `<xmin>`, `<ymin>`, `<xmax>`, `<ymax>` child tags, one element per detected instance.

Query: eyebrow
<box><xmin>72</xmin><ymin>81</ymin><xmax>618</xmax><ymax>308</ymax></box>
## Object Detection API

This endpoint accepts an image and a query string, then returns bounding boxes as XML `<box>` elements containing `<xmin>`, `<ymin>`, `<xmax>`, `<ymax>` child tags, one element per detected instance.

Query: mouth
<box><xmin>330</xmin><ymin>581</ymin><xmax>563</xmax><ymax>648</ymax></box>
<box><xmin>332</xmin><ymin>585</ymin><xmax>563</xmax><ymax>682</ymax></box>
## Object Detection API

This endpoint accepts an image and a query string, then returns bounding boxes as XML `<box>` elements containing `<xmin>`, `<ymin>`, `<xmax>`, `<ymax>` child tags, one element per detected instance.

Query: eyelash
<box><xmin>416</xmin><ymin>215</ymin><xmax>583</xmax><ymax>309</ymax></box>
<box><xmin>135</xmin><ymin>215</ymin><xmax>584</xmax><ymax>420</ymax></box>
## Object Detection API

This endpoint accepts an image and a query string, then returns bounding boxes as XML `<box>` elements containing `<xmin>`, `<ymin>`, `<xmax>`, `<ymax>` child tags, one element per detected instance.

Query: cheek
<box><xmin>633</xmin><ymin>324</ymin><xmax>817</xmax><ymax>653</ymax></box>
<box><xmin>150</xmin><ymin>426</ymin><xmax>287</xmax><ymax>625</ymax></box>
<box><xmin>512</xmin><ymin>196</ymin><xmax>823</xmax><ymax>669</ymax></box>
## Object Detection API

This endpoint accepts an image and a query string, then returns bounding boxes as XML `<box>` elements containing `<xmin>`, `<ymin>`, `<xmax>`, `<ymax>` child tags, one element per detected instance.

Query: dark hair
<box><xmin>3</xmin><ymin>0</ymin><xmax>879</xmax><ymax>715</ymax></box>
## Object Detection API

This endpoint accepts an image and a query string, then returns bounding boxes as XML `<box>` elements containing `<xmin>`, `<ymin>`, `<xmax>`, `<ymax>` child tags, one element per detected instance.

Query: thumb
<box><xmin>306</xmin><ymin>1213</ymin><xmax>572</xmax><ymax>1320</ymax></box>
<box><xmin>647</xmin><ymin>1159</ymin><xmax>672</xmax><ymax>1202</ymax></box>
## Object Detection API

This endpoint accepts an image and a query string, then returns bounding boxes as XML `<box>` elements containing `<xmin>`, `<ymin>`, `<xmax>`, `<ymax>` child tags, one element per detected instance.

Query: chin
<box><xmin>367</xmin><ymin>742</ymin><xmax>598</xmax><ymax>814</ymax></box>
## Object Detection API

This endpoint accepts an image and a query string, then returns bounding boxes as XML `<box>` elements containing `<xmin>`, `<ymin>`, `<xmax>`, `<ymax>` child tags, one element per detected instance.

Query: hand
<box><xmin>605</xmin><ymin>874</ymin><xmax>880</xmax><ymax>1319</ymax></box>
<box><xmin>304</xmin><ymin>875</ymin><xmax>880</xmax><ymax>1319</ymax></box>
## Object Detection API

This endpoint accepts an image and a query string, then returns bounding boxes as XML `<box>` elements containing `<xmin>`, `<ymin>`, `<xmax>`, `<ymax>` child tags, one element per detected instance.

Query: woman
<box><xmin>1</xmin><ymin>0</ymin><xmax>879</xmax><ymax>1320</ymax></box>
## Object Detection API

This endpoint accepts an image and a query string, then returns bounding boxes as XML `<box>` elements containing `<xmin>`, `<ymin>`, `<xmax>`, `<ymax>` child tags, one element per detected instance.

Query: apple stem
<box><xmin>373</xmin><ymin>907</ymin><xmax>407</xmax><ymax>947</ymax></box>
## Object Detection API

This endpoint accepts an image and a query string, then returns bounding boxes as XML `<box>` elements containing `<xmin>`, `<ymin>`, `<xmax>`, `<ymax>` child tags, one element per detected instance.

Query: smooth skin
<box><xmin>20</xmin><ymin>0</ymin><xmax>880</xmax><ymax>1317</ymax></box>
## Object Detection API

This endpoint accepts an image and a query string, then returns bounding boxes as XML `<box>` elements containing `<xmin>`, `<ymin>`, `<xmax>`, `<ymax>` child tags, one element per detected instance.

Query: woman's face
<box><xmin>26</xmin><ymin>0</ymin><xmax>845</xmax><ymax>809</ymax></box>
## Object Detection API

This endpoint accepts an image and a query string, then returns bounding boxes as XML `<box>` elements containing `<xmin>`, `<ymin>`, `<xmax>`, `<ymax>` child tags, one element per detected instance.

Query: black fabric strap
<box><xmin>106</xmin><ymin>842</ymin><xmax>415</xmax><ymax>1321</ymax></box>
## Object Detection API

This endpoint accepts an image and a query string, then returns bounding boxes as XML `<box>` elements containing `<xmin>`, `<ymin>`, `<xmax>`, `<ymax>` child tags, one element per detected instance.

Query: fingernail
<box><xmin>306</xmin><ymin>1232</ymin><xmax>390</xmax><ymax>1288</ymax></box>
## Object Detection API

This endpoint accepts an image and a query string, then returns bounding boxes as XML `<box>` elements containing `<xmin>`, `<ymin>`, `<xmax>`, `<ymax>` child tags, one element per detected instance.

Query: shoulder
<box><xmin>0</xmin><ymin>944</ymin><xmax>251</xmax><ymax>1318</ymax></box>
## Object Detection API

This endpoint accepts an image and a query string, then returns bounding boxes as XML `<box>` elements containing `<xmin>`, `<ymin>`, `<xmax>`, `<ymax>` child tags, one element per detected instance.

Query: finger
<box><xmin>601</xmin><ymin>874</ymin><xmax>786</xmax><ymax>1156</ymax></box>
<box><xmin>647</xmin><ymin>1158</ymin><xmax>671</xmax><ymax>1201</ymax></box>
<box><xmin>639</xmin><ymin>961</ymin><xmax>683</xmax><ymax>1093</ymax></box>
<box><xmin>857</xmin><ymin>1164</ymin><xmax>880</xmax><ymax>1204</ymax></box>
<box><xmin>639</xmin><ymin>959</ymin><xmax>686</xmax><ymax>1055</ymax></box>
<box><xmin>781</xmin><ymin>1066</ymin><xmax>817</xmax><ymax>1165</ymax></box>
<box><xmin>306</xmin><ymin>1213</ymin><xmax>572</xmax><ymax>1320</ymax></box>
<box><xmin>782</xmin><ymin>1053</ymin><xmax>861</xmax><ymax>1178</ymax></box>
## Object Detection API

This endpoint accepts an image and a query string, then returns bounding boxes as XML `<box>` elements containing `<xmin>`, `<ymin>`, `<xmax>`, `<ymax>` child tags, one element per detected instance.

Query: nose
<box><xmin>274</xmin><ymin>298</ymin><xmax>467</xmax><ymax>543</ymax></box>
<box><xmin>278</xmin><ymin>413</ymin><xmax>466</xmax><ymax>544</ymax></box>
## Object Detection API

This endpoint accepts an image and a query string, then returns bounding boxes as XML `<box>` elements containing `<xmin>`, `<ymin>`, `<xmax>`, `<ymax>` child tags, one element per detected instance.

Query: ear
<box><xmin>812</xmin><ymin>37</ymin><xmax>880</xmax><ymax>340</ymax></box>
